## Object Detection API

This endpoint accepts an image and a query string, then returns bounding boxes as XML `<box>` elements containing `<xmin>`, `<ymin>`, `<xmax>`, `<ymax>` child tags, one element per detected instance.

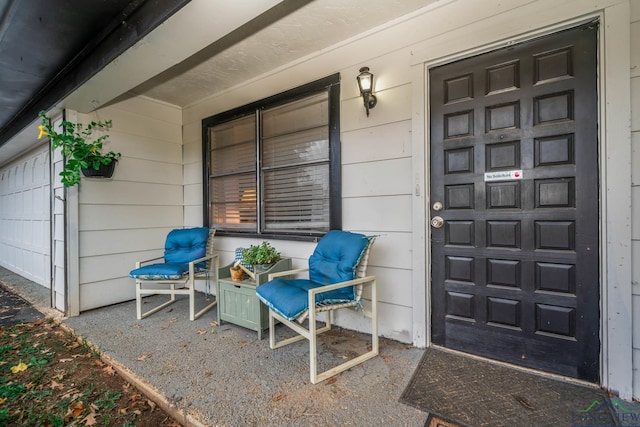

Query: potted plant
<box><xmin>38</xmin><ymin>111</ymin><xmax>121</xmax><ymax>187</ymax></box>
<box><xmin>229</xmin><ymin>264</ymin><xmax>245</xmax><ymax>282</ymax></box>
<box><xmin>241</xmin><ymin>241</ymin><xmax>281</xmax><ymax>274</ymax></box>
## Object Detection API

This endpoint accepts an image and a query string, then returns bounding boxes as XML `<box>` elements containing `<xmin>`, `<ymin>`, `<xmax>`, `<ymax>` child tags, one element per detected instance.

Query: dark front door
<box><xmin>430</xmin><ymin>25</ymin><xmax>599</xmax><ymax>382</ymax></box>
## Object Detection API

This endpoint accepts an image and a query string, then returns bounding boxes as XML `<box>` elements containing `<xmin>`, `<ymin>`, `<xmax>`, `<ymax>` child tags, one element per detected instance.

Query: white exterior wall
<box><xmin>630</xmin><ymin>0</ymin><xmax>640</xmax><ymax>400</ymax></box>
<box><xmin>76</xmin><ymin>96</ymin><xmax>184</xmax><ymax>310</ymax></box>
<box><xmin>0</xmin><ymin>144</ymin><xmax>51</xmax><ymax>287</ymax></box>
<box><xmin>183</xmin><ymin>0</ymin><xmax>635</xmax><ymax>396</ymax></box>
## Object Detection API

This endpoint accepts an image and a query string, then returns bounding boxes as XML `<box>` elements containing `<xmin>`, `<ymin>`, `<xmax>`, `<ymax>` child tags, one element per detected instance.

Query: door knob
<box><xmin>431</xmin><ymin>216</ymin><xmax>444</xmax><ymax>229</ymax></box>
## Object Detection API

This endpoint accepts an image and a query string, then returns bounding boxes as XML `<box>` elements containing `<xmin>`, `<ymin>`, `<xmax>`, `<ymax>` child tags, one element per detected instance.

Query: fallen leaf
<box><xmin>91</xmin><ymin>359</ymin><xmax>105</xmax><ymax>367</ymax></box>
<box><xmin>102</xmin><ymin>365</ymin><xmax>116</xmax><ymax>376</ymax></box>
<box><xmin>10</xmin><ymin>361</ymin><xmax>28</xmax><ymax>373</ymax></box>
<box><xmin>274</xmin><ymin>394</ymin><xmax>287</xmax><ymax>402</ymax></box>
<box><xmin>66</xmin><ymin>401</ymin><xmax>86</xmax><ymax>419</ymax></box>
<box><xmin>129</xmin><ymin>393</ymin><xmax>143</xmax><ymax>401</ymax></box>
<box><xmin>137</xmin><ymin>354</ymin><xmax>151</xmax><ymax>361</ymax></box>
<box><xmin>147</xmin><ymin>399</ymin><xmax>156</xmax><ymax>410</ymax></box>
<box><xmin>209</xmin><ymin>322</ymin><xmax>218</xmax><ymax>327</ymax></box>
<box><xmin>25</xmin><ymin>382</ymin><xmax>35</xmax><ymax>389</ymax></box>
<box><xmin>325</xmin><ymin>377</ymin><xmax>337</xmax><ymax>385</ymax></box>
<box><xmin>383</xmin><ymin>356</ymin><xmax>391</xmax><ymax>363</ymax></box>
<box><xmin>50</xmin><ymin>380</ymin><xmax>64</xmax><ymax>390</ymax></box>
<box><xmin>197</xmin><ymin>329</ymin><xmax>206</xmax><ymax>335</ymax></box>
<box><xmin>59</xmin><ymin>358</ymin><xmax>74</xmax><ymax>363</ymax></box>
<box><xmin>82</xmin><ymin>412</ymin><xmax>97</xmax><ymax>426</ymax></box>
<box><xmin>0</xmin><ymin>397</ymin><xmax>6</xmax><ymax>404</ymax></box>
<box><xmin>169</xmin><ymin>317</ymin><xmax>177</xmax><ymax>323</ymax></box>
<box><xmin>119</xmin><ymin>407</ymin><xmax>128</xmax><ymax>415</ymax></box>
<box><xmin>133</xmin><ymin>324</ymin><xmax>142</xmax><ymax>328</ymax></box>
<box><xmin>161</xmin><ymin>324</ymin><xmax>169</xmax><ymax>330</ymax></box>
<box><xmin>61</xmin><ymin>388</ymin><xmax>81</xmax><ymax>400</ymax></box>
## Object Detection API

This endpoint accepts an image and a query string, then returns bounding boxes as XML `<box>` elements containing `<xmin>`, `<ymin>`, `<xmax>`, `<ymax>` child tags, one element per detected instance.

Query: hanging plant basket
<box><xmin>81</xmin><ymin>158</ymin><xmax>117</xmax><ymax>179</ymax></box>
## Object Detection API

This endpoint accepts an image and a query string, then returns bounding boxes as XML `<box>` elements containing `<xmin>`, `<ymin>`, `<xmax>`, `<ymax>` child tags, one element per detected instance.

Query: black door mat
<box><xmin>0</xmin><ymin>284</ymin><xmax>44</xmax><ymax>327</ymax></box>
<box><xmin>401</xmin><ymin>347</ymin><xmax>620</xmax><ymax>427</ymax></box>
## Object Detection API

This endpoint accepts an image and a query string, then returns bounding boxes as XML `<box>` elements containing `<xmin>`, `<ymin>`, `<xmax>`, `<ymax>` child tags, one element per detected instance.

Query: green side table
<box><xmin>216</xmin><ymin>258</ymin><xmax>291</xmax><ymax>339</ymax></box>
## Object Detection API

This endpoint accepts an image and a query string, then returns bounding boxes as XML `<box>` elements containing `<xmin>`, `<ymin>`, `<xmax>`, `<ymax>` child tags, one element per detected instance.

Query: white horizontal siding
<box><xmin>342</xmin><ymin>196</ymin><xmax>412</xmax><ymax>232</ymax></box>
<box><xmin>77</xmin><ymin>97</ymin><xmax>183</xmax><ymax>311</ymax></box>
<box><xmin>342</xmin><ymin>120</ymin><xmax>413</xmax><ymax>164</ymax></box>
<box><xmin>631</xmin><ymin>0</ymin><xmax>640</xmax><ymax>399</ymax></box>
<box><xmin>80</xmin><ymin>277</ymin><xmax>137</xmax><ymax>311</ymax></box>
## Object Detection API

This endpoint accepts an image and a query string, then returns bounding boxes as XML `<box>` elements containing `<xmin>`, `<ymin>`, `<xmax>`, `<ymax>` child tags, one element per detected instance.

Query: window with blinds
<box><xmin>203</xmin><ymin>74</ymin><xmax>341</xmax><ymax>238</ymax></box>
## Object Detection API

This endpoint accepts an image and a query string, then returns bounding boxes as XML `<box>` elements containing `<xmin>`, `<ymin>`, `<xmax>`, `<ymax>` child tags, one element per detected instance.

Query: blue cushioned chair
<box><xmin>130</xmin><ymin>227</ymin><xmax>218</xmax><ymax>321</ymax></box>
<box><xmin>256</xmin><ymin>230</ymin><xmax>378</xmax><ymax>384</ymax></box>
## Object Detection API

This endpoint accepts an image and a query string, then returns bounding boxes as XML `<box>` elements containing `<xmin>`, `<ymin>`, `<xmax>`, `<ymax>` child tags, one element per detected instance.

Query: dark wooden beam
<box><xmin>0</xmin><ymin>0</ymin><xmax>191</xmax><ymax>148</ymax></box>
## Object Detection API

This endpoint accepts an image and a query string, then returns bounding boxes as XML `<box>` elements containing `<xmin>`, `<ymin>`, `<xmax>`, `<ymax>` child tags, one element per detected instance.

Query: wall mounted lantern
<box><xmin>357</xmin><ymin>66</ymin><xmax>377</xmax><ymax>116</ymax></box>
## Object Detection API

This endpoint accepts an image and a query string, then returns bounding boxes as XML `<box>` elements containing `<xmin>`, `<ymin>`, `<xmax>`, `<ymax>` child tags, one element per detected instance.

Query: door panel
<box><xmin>430</xmin><ymin>25</ymin><xmax>599</xmax><ymax>382</ymax></box>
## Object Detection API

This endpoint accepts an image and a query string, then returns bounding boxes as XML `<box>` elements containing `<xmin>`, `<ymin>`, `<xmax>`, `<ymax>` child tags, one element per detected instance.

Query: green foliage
<box><xmin>96</xmin><ymin>390</ymin><xmax>122</xmax><ymax>409</ymax></box>
<box><xmin>241</xmin><ymin>241</ymin><xmax>281</xmax><ymax>266</ymax></box>
<box><xmin>38</xmin><ymin>111</ymin><xmax>121</xmax><ymax>187</ymax></box>
<box><xmin>0</xmin><ymin>382</ymin><xmax>27</xmax><ymax>401</ymax></box>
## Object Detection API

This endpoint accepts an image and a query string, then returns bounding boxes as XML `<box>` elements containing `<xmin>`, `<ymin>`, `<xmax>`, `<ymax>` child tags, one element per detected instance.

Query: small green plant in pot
<box><xmin>242</xmin><ymin>241</ymin><xmax>281</xmax><ymax>273</ymax></box>
<box><xmin>38</xmin><ymin>111</ymin><xmax>121</xmax><ymax>187</ymax></box>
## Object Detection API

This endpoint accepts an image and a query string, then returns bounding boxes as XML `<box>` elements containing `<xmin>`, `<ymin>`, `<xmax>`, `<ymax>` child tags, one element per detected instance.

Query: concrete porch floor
<box><xmin>0</xmin><ymin>268</ymin><xmax>428</xmax><ymax>426</ymax></box>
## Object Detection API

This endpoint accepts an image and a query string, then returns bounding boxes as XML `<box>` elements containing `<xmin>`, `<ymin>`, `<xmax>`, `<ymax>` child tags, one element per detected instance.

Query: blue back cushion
<box><xmin>164</xmin><ymin>227</ymin><xmax>209</xmax><ymax>266</ymax></box>
<box><xmin>308</xmin><ymin>230</ymin><xmax>370</xmax><ymax>300</ymax></box>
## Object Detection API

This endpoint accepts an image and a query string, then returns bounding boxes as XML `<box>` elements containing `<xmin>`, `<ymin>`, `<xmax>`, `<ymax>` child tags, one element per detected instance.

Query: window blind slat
<box><xmin>210</xmin><ymin>173</ymin><xmax>256</xmax><ymax>230</ymax></box>
<box><xmin>262</xmin><ymin>127</ymin><xmax>328</xmax><ymax>169</ymax></box>
<box><xmin>262</xmin><ymin>92</ymin><xmax>328</xmax><ymax>138</ymax></box>
<box><xmin>263</xmin><ymin>164</ymin><xmax>329</xmax><ymax>231</ymax></box>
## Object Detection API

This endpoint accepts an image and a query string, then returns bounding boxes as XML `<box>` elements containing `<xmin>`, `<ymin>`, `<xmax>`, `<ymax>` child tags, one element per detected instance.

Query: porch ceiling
<box><xmin>0</xmin><ymin>0</ymin><xmax>436</xmax><ymax>165</ymax></box>
<box><xmin>129</xmin><ymin>0</ymin><xmax>438</xmax><ymax>107</ymax></box>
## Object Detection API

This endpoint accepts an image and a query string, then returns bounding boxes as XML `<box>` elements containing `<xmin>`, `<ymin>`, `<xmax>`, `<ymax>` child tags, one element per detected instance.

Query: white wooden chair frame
<box><xmin>135</xmin><ymin>229</ymin><xmax>218</xmax><ymax>321</ymax></box>
<box><xmin>266</xmin><ymin>239</ymin><xmax>378</xmax><ymax>384</ymax></box>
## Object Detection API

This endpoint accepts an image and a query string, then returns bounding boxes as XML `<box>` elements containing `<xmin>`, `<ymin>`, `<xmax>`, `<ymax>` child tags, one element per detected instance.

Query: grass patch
<box><xmin>0</xmin><ymin>319</ymin><xmax>179</xmax><ymax>426</ymax></box>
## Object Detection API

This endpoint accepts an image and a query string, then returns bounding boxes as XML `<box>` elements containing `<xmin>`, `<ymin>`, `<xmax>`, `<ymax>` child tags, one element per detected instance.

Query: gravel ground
<box><xmin>0</xmin><ymin>269</ymin><xmax>428</xmax><ymax>426</ymax></box>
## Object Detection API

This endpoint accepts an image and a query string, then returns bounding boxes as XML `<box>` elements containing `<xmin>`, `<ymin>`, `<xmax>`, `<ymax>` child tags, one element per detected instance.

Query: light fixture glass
<box><xmin>357</xmin><ymin>66</ymin><xmax>377</xmax><ymax>116</ymax></box>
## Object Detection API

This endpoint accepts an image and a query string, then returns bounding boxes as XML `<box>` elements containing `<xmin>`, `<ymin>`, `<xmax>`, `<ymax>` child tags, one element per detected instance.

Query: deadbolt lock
<box><xmin>432</xmin><ymin>201</ymin><xmax>443</xmax><ymax>211</ymax></box>
<box><xmin>431</xmin><ymin>216</ymin><xmax>444</xmax><ymax>229</ymax></box>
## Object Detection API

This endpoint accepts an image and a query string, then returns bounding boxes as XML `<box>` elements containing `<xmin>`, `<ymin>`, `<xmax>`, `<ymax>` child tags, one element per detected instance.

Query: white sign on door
<box><xmin>484</xmin><ymin>170</ymin><xmax>523</xmax><ymax>182</ymax></box>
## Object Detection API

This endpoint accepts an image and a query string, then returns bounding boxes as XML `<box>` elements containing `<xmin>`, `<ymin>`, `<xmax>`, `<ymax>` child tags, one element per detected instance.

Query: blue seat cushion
<box><xmin>308</xmin><ymin>230</ymin><xmax>370</xmax><ymax>300</ymax></box>
<box><xmin>130</xmin><ymin>263</ymin><xmax>193</xmax><ymax>280</ymax></box>
<box><xmin>164</xmin><ymin>227</ymin><xmax>210</xmax><ymax>269</ymax></box>
<box><xmin>257</xmin><ymin>278</ymin><xmax>354</xmax><ymax>321</ymax></box>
